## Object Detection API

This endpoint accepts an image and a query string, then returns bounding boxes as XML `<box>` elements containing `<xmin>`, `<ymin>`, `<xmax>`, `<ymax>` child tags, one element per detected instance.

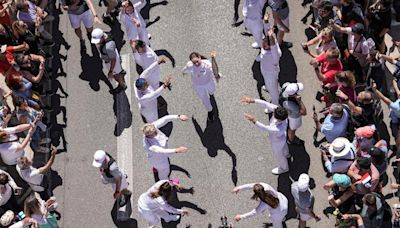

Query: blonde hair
<box><xmin>0</xmin><ymin>130</ymin><xmax>7</xmax><ymax>140</ymax></box>
<box><xmin>142</xmin><ymin>124</ymin><xmax>156</xmax><ymax>137</ymax></box>
<box><xmin>11</xmin><ymin>20</ymin><xmax>27</xmax><ymax>39</ymax></box>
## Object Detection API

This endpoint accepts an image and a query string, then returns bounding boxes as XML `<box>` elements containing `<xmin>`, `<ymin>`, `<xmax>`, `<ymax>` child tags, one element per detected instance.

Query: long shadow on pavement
<box><xmin>278</xmin><ymin>47</ymin><xmax>298</xmax><ymax>84</ymax></box>
<box><xmin>141</xmin><ymin>0</ymin><xmax>169</xmax><ymax>28</ymax></box>
<box><xmin>113</xmin><ymin>90</ymin><xmax>133</xmax><ymax>137</ymax></box>
<box><xmin>110</xmin><ymin>194</ymin><xmax>138</xmax><ymax>228</ymax></box>
<box><xmin>277</xmin><ymin>143</ymin><xmax>311</xmax><ymax>221</ymax></box>
<box><xmin>192</xmin><ymin>96</ymin><xmax>238</xmax><ymax>186</ymax></box>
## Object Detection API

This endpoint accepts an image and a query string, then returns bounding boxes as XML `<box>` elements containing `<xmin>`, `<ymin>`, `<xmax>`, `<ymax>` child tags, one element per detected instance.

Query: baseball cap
<box><xmin>0</xmin><ymin>45</ymin><xmax>7</xmax><ymax>54</ymax></box>
<box><xmin>282</xmin><ymin>82</ymin><xmax>304</xmax><ymax>98</ymax></box>
<box><xmin>351</xmin><ymin>23</ymin><xmax>364</xmax><ymax>34</ymax></box>
<box><xmin>135</xmin><ymin>78</ymin><xmax>147</xmax><ymax>90</ymax></box>
<box><xmin>91</xmin><ymin>28</ymin><xmax>104</xmax><ymax>44</ymax></box>
<box><xmin>297</xmin><ymin>173</ymin><xmax>310</xmax><ymax>192</ymax></box>
<box><xmin>92</xmin><ymin>150</ymin><xmax>106</xmax><ymax>167</ymax></box>
<box><xmin>333</xmin><ymin>174</ymin><xmax>351</xmax><ymax>188</ymax></box>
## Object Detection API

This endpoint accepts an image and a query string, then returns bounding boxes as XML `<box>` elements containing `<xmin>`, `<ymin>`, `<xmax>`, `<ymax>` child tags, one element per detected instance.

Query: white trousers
<box><xmin>269</xmin><ymin>195</ymin><xmax>288</xmax><ymax>228</ymax></box>
<box><xmin>194</xmin><ymin>81</ymin><xmax>216</xmax><ymax>112</ymax></box>
<box><xmin>138</xmin><ymin>207</ymin><xmax>178</xmax><ymax>228</ymax></box>
<box><xmin>244</xmin><ymin>17</ymin><xmax>263</xmax><ymax>47</ymax></box>
<box><xmin>154</xmin><ymin>165</ymin><xmax>170</xmax><ymax>180</ymax></box>
<box><xmin>261</xmin><ymin>70</ymin><xmax>280</xmax><ymax>105</ymax></box>
<box><xmin>270</xmin><ymin>138</ymin><xmax>289</xmax><ymax>170</ymax></box>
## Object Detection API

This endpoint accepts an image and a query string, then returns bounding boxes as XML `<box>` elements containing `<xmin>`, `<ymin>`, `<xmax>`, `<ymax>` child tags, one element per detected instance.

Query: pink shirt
<box><xmin>349</xmin><ymin>161</ymin><xmax>380</xmax><ymax>194</ymax></box>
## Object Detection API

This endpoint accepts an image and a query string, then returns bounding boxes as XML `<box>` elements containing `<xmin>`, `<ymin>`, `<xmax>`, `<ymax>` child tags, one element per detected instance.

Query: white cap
<box><xmin>282</xmin><ymin>82</ymin><xmax>304</xmax><ymax>98</ymax></box>
<box><xmin>297</xmin><ymin>173</ymin><xmax>310</xmax><ymax>192</ymax></box>
<box><xmin>92</xmin><ymin>150</ymin><xmax>106</xmax><ymax>167</ymax></box>
<box><xmin>91</xmin><ymin>28</ymin><xmax>104</xmax><ymax>44</ymax></box>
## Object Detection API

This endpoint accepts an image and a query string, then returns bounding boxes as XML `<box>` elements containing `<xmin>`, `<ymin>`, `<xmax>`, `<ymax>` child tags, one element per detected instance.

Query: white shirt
<box><xmin>0</xmin><ymin>127</ymin><xmax>24</xmax><ymax>165</ymax></box>
<box><xmin>256</xmin><ymin>23</ymin><xmax>282</xmax><ymax>73</ymax></box>
<box><xmin>182</xmin><ymin>60</ymin><xmax>214</xmax><ymax>87</ymax></box>
<box><xmin>254</xmin><ymin>99</ymin><xmax>288</xmax><ymax>141</ymax></box>
<box><xmin>133</xmin><ymin>46</ymin><xmax>158</xmax><ymax>70</ymax></box>
<box><xmin>237</xmin><ymin>182</ymin><xmax>288</xmax><ymax>219</ymax></box>
<box><xmin>344</xmin><ymin>27</ymin><xmax>369</xmax><ymax>66</ymax></box>
<box><xmin>143</xmin><ymin>115</ymin><xmax>178</xmax><ymax>167</ymax></box>
<box><xmin>0</xmin><ymin>184</ymin><xmax>12</xmax><ymax>206</ymax></box>
<box><xmin>243</xmin><ymin>0</ymin><xmax>266</xmax><ymax>20</ymax></box>
<box><xmin>16</xmin><ymin>166</ymin><xmax>44</xmax><ymax>192</ymax></box>
<box><xmin>138</xmin><ymin>180</ymin><xmax>184</xmax><ymax>213</ymax></box>
<box><xmin>134</xmin><ymin>62</ymin><xmax>164</xmax><ymax>111</ymax></box>
<box><xmin>120</xmin><ymin>0</ymin><xmax>147</xmax><ymax>40</ymax></box>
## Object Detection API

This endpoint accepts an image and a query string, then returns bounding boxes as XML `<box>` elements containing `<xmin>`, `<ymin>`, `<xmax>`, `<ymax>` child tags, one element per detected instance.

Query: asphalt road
<box><xmin>49</xmin><ymin>0</ymin><xmax>396</xmax><ymax>227</ymax></box>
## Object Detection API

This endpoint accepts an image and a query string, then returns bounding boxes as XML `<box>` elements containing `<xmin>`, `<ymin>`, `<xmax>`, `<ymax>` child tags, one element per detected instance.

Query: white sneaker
<box><xmin>272</xmin><ymin>167</ymin><xmax>289</xmax><ymax>175</ymax></box>
<box><xmin>148</xmin><ymin>33</ymin><xmax>152</xmax><ymax>39</ymax></box>
<box><xmin>164</xmin><ymin>215</ymin><xmax>180</xmax><ymax>222</ymax></box>
<box><xmin>251</xmin><ymin>42</ymin><xmax>260</xmax><ymax>49</ymax></box>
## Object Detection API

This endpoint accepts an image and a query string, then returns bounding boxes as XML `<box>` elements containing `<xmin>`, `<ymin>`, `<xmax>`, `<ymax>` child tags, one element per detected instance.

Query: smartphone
<box><xmin>315</xmin><ymin>91</ymin><xmax>324</xmax><ymax>102</ymax></box>
<box><xmin>301</xmin><ymin>43</ymin><xmax>309</xmax><ymax>51</ymax></box>
<box><xmin>17</xmin><ymin>211</ymin><xmax>25</xmax><ymax>220</ymax></box>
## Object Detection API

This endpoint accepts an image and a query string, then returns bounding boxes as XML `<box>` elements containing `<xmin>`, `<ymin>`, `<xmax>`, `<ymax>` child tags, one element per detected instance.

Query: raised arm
<box><xmin>239</xmin><ymin>202</ymin><xmax>268</xmax><ymax>220</ymax></box>
<box><xmin>140</xmin><ymin>57</ymin><xmax>166</xmax><ymax>80</ymax></box>
<box><xmin>372</xmin><ymin>83</ymin><xmax>392</xmax><ymax>106</ymax></box>
<box><xmin>153</xmin><ymin>115</ymin><xmax>179</xmax><ymax>129</ymax></box>
<box><xmin>254</xmin><ymin>99</ymin><xmax>277</xmax><ymax>112</ymax></box>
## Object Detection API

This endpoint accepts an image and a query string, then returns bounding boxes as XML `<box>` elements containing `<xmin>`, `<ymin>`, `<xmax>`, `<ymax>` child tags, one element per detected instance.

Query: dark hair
<box><xmin>150</xmin><ymin>182</ymin><xmax>176</xmax><ymax>202</ymax></box>
<box><xmin>364</xmin><ymin>193</ymin><xmax>376</xmax><ymax>206</ymax></box>
<box><xmin>14</xmin><ymin>96</ymin><xmax>26</xmax><ymax>107</ymax></box>
<box><xmin>382</xmin><ymin>0</ymin><xmax>393</xmax><ymax>7</ymax></box>
<box><xmin>274</xmin><ymin>107</ymin><xmax>288</xmax><ymax>121</ymax></box>
<box><xmin>318</xmin><ymin>1</ymin><xmax>333</xmax><ymax>11</ymax></box>
<box><xmin>357</xmin><ymin>157</ymin><xmax>371</xmax><ymax>170</ymax></box>
<box><xmin>14</xmin><ymin>53</ymin><xmax>26</xmax><ymax>66</ymax></box>
<box><xmin>251</xmin><ymin>184</ymin><xmax>279</xmax><ymax>208</ymax></box>
<box><xmin>135</xmin><ymin>40</ymin><xmax>146</xmax><ymax>49</ymax></box>
<box><xmin>189</xmin><ymin>52</ymin><xmax>207</xmax><ymax>61</ymax></box>
<box><xmin>369</xmin><ymin>147</ymin><xmax>385</xmax><ymax>165</ymax></box>
<box><xmin>0</xmin><ymin>173</ymin><xmax>9</xmax><ymax>185</ymax></box>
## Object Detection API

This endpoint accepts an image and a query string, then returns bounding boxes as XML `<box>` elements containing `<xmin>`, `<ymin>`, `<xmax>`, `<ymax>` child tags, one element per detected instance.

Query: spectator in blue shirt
<box><xmin>313</xmin><ymin>103</ymin><xmax>349</xmax><ymax>143</ymax></box>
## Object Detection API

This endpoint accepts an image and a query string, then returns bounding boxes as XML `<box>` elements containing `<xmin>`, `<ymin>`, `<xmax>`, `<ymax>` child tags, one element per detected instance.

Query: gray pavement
<box><xmin>50</xmin><ymin>0</ymin><xmax>398</xmax><ymax>227</ymax></box>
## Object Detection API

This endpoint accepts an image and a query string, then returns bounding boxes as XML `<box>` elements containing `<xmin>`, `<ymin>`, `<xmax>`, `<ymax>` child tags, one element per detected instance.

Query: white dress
<box><xmin>120</xmin><ymin>0</ymin><xmax>150</xmax><ymax>45</ymax></box>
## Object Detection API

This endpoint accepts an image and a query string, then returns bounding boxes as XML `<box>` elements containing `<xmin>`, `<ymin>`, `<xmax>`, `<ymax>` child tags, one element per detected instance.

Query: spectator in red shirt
<box><xmin>310</xmin><ymin>47</ymin><xmax>343</xmax><ymax>85</ymax></box>
<box><xmin>0</xmin><ymin>43</ymin><xmax>29</xmax><ymax>75</ymax></box>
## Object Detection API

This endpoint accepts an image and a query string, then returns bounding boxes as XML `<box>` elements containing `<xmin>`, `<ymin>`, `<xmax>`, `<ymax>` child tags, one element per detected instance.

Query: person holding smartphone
<box><xmin>0</xmin><ymin>171</ymin><xmax>23</xmax><ymax>215</ymax></box>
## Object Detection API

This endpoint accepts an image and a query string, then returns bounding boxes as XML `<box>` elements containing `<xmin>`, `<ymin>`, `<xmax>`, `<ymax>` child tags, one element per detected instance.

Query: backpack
<box><xmin>103</xmin><ymin>153</ymin><xmax>116</xmax><ymax>179</ymax></box>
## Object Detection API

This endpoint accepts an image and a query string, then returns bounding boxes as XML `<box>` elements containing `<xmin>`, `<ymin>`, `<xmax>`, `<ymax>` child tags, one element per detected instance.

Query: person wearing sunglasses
<box><xmin>142</xmin><ymin>115</ymin><xmax>189</xmax><ymax>180</ymax></box>
<box><xmin>313</xmin><ymin>103</ymin><xmax>349</xmax><ymax>143</ymax></box>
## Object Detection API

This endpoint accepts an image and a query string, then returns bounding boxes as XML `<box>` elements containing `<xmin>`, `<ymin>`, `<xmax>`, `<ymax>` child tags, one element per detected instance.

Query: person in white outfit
<box><xmin>142</xmin><ymin>115</ymin><xmax>189</xmax><ymax>180</ymax></box>
<box><xmin>132</xmin><ymin>40</ymin><xmax>160</xmax><ymax>88</ymax></box>
<box><xmin>256</xmin><ymin>15</ymin><xmax>282</xmax><ymax>105</ymax></box>
<box><xmin>120</xmin><ymin>0</ymin><xmax>150</xmax><ymax>51</ymax></box>
<box><xmin>232</xmin><ymin>182</ymin><xmax>288</xmax><ymax>228</ymax></box>
<box><xmin>134</xmin><ymin>57</ymin><xmax>169</xmax><ymax>123</ymax></box>
<box><xmin>182</xmin><ymin>52</ymin><xmax>220</xmax><ymax>121</ymax></box>
<box><xmin>243</xmin><ymin>0</ymin><xmax>267</xmax><ymax>48</ymax></box>
<box><xmin>138</xmin><ymin>180</ymin><xmax>189</xmax><ymax>228</ymax></box>
<box><xmin>242</xmin><ymin>96</ymin><xmax>289</xmax><ymax>175</ymax></box>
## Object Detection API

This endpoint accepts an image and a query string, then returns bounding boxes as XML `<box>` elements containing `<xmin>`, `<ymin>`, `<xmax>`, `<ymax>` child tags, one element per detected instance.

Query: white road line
<box><xmin>117</xmin><ymin>53</ymin><xmax>133</xmax><ymax>192</ymax></box>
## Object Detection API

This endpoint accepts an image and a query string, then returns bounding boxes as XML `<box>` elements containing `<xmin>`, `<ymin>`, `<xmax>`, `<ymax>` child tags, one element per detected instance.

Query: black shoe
<box><xmin>231</xmin><ymin>15</ymin><xmax>239</xmax><ymax>26</ymax></box>
<box><xmin>301</xmin><ymin>17</ymin><xmax>307</xmax><ymax>24</ymax></box>
<box><xmin>273</xmin><ymin>25</ymin><xmax>279</xmax><ymax>35</ymax></box>
<box><xmin>207</xmin><ymin>111</ymin><xmax>214</xmax><ymax>121</ymax></box>
<box><xmin>80</xmin><ymin>39</ymin><xmax>86</xmax><ymax>51</ymax></box>
<box><xmin>120</xmin><ymin>69</ymin><xmax>126</xmax><ymax>75</ymax></box>
<box><xmin>102</xmin><ymin>14</ymin><xmax>114</xmax><ymax>26</ymax></box>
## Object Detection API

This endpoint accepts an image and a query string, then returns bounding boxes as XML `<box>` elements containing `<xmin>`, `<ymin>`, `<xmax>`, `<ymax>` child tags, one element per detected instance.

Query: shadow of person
<box><xmin>108</xmin><ymin>21</ymin><xmax>125</xmax><ymax>52</ymax></box>
<box><xmin>110</xmin><ymin>194</ymin><xmax>138</xmax><ymax>228</ymax></box>
<box><xmin>155</xmin><ymin>49</ymin><xmax>176</xmax><ymax>68</ymax></box>
<box><xmin>140</xmin><ymin>0</ymin><xmax>169</xmax><ymax>27</ymax></box>
<box><xmin>251</xmin><ymin>59</ymin><xmax>266</xmax><ymax>100</ymax></box>
<box><xmin>191</xmin><ymin>96</ymin><xmax>238</xmax><ymax>186</ymax></box>
<box><xmin>113</xmin><ymin>90</ymin><xmax>133</xmax><ymax>137</ymax></box>
<box><xmin>279</xmin><ymin>47</ymin><xmax>298</xmax><ymax>84</ymax></box>
<box><xmin>79</xmin><ymin>44</ymin><xmax>114</xmax><ymax>92</ymax></box>
<box><xmin>157</xmin><ymin>96</ymin><xmax>173</xmax><ymax>137</ymax></box>
<box><xmin>277</xmin><ymin>144</ymin><xmax>311</xmax><ymax>221</ymax></box>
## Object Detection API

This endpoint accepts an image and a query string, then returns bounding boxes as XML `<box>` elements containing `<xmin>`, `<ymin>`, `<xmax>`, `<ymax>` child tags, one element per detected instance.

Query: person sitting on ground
<box><xmin>16</xmin><ymin>147</ymin><xmax>57</xmax><ymax>200</ymax></box>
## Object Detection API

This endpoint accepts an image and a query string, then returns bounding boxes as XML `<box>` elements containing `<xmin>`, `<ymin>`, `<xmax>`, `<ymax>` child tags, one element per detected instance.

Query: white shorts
<box><xmin>68</xmin><ymin>10</ymin><xmax>93</xmax><ymax>29</ymax></box>
<box><xmin>111</xmin><ymin>172</ymin><xmax>129</xmax><ymax>191</ymax></box>
<box><xmin>105</xmin><ymin>50</ymin><xmax>122</xmax><ymax>75</ymax></box>
<box><xmin>299</xmin><ymin>212</ymin><xmax>313</xmax><ymax>221</ymax></box>
<box><xmin>277</xmin><ymin>17</ymin><xmax>290</xmax><ymax>32</ymax></box>
<box><xmin>288</xmin><ymin>117</ymin><xmax>302</xmax><ymax>130</ymax></box>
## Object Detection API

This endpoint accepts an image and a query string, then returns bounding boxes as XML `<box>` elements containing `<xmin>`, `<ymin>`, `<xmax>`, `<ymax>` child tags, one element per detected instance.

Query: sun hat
<box><xmin>297</xmin><ymin>173</ymin><xmax>310</xmax><ymax>192</ymax></box>
<box><xmin>92</xmin><ymin>150</ymin><xmax>106</xmax><ymax>167</ymax></box>
<box><xmin>329</xmin><ymin>137</ymin><xmax>352</xmax><ymax>157</ymax></box>
<box><xmin>333</xmin><ymin>174</ymin><xmax>351</xmax><ymax>188</ymax></box>
<box><xmin>281</xmin><ymin>82</ymin><xmax>304</xmax><ymax>98</ymax></box>
<box><xmin>91</xmin><ymin>28</ymin><xmax>104</xmax><ymax>44</ymax></box>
